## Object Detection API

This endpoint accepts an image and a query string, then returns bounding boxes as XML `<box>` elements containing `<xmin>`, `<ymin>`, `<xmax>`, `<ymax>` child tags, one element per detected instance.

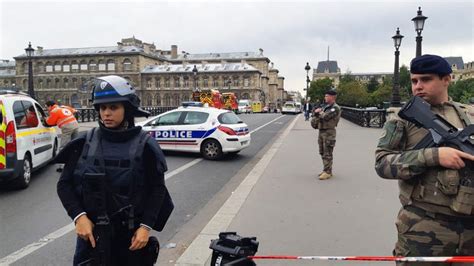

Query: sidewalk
<box><xmin>176</xmin><ymin>115</ymin><xmax>400</xmax><ymax>266</ymax></box>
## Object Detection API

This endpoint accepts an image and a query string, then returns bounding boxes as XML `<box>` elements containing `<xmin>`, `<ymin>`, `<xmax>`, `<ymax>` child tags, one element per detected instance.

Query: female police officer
<box><xmin>56</xmin><ymin>75</ymin><xmax>173</xmax><ymax>265</ymax></box>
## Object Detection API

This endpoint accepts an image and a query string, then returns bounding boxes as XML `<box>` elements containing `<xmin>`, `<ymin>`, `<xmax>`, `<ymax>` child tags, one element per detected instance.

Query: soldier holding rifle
<box><xmin>375</xmin><ymin>55</ymin><xmax>474</xmax><ymax>265</ymax></box>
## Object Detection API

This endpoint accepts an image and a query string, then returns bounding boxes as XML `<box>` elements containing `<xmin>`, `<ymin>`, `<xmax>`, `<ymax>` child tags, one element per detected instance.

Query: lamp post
<box><xmin>192</xmin><ymin>65</ymin><xmax>198</xmax><ymax>91</ymax></box>
<box><xmin>25</xmin><ymin>42</ymin><xmax>35</xmax><ymax>99</ymax></box>
<box><xmin>391</xmin><ymin>27</ymin><xmax>404</xmax><ymax>107</ymax></box>
<box><xmin>304</xmin><ymin>62</ymin><xmax>311</xmax><ymax>101</ymax></box>
<box><xmin>412</xmin><ymin>6</ymin><xmax>427</xmax><ymax>57</ymax></box>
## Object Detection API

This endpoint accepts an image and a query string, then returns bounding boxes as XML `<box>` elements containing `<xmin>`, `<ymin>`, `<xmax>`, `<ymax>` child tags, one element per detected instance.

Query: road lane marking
<box><xmin>0</xmin><ymin>223</ymin><xmax>75</xmax><ymax>266</ymax></box>
<box><xmin>0</xmin><ymin>114</ymin><xmax>287</xmax><ymax>264</ymax></box>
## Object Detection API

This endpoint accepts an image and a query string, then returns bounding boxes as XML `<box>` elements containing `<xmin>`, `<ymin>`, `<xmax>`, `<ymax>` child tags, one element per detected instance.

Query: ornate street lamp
<box><xmin>391</xmin><ymin>27</ymin><xmax>404</xmax><ymax>107</ymax></box>
<box><xmin>412</xmin><ymin>6</ymin><xmax>427</xmax><ymax>57</ymax></box>
<box><xmin>192</xmin><ymin>64</ymin><xmax>198</xmax><ymax>92</ymax></box>
<box><xmin>25</xmin><ymin>42</ymin><xmax>35</xmax><ymax>99</ymax></box>
<box><xmin>304</xmin><ymin>62</ymin><xmax>311</xmax><ymax>100</ymax></box>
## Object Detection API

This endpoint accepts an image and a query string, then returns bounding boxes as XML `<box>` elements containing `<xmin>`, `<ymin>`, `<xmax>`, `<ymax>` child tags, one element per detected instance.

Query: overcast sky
<box><xmin>1</xmin><ymin>0</ymin><xmax>473</xmax><ymax>94</ymax></box>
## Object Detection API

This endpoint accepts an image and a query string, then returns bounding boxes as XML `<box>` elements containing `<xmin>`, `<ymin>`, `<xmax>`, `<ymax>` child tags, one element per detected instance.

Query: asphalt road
<box><xmin>0</xmin><ymin>113</ymin><xmax>292</xmax><ymax>265</ymax></box>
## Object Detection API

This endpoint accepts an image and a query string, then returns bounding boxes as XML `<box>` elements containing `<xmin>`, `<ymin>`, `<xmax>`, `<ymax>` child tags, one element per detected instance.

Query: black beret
<box><xmin>410</xmin><ymin>54</ymin><xmax>452</xmax><ymax>75</ymax></box>
<box><xmin>325</xmin><ymin>90</ymin><xmax>337</xmax><ymax>96</ymax></box>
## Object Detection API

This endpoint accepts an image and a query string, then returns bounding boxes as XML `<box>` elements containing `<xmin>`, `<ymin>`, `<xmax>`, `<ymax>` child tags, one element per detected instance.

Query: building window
<box><xmin>63</xmin><ymin>62</ymin><xmax>70</xmax><ymax>72</ymax></box>
<box><xmin>123</xmin><ymin>59</ymin><xmax>132</xmax><ymax>71</ymax></box>
<box><xmin>38</xmin><ymin>79</ymin><xmax>43</xmax><ymax>89</ymax></box>
<box><xmin>36</xmin><ymin>62</ymin><xmax>44</xmax><ymax>73</ymax></box>
<box><xmin>54</xmin><ymin>61</ymin><xmax>61</xmax><ymax>72</ymax></box>
<box><xmin>71</xmin><ymin>61</ymin><xmax>79</xmax><ymax>72</ymax></box>
<box><xmin>64</xmin><ymin>78</ymin><xmax>69</xmax><ymax>88</ymax></box>
<box><xmin>155</xmin><ymin>78</ymin><xmax>161</xmax><ymax>88</ymax></box>
<box><xmin>146</xmin><ymin>78</ymin><xmax>152</xmax><ymax>88</ymax></box>
<box><xmin>46</xmin><ymin>79</ymin><xmax>51</xmax><ymax>88</ymax></box>
<box><xmin>89</xmin><ymin>60</ymin><xmax>97</xmax><ymax>71</ymax></box>
<box><xmin>46</xmin><ymin>62</ymin><xmax>53</xmax><ymax>72</ymax></box>
<box><xmin>107</xmin><ymin>60</ymin><xmax>115</xmax><ymax>71</ymax></box>
<box><xmin>233</xmin><ymin>78</ymin><xmax>240</xmax><ymax>86</ymax></box>
<box><xmin>213</xmin><ymin>78</ymin><xmax>219</xmax><ymax>87</ymax></box>
<box><xmin>98</xmin><ymin>60</ymin><xmax>106</xmax><ymax>71</ymax></box>
<box><xmin>80</xmin><ymin>60</ymin><xmax>88</xmax><ymax>71</ymax></box>
<box><xmin>244</xmin><ymin>77</ymin><xmax>249</xmax><ymax>87</ymax></box>
<box><xmin>165</xmin><ymin>78</ymin><xmax>170</xmax><ymax>88</ymax></box>
<box><xmin>184</xmin><ymin>77</ymin><xmax>189</xmax><ymax>87</ymax></box>
<box><xmin>174</xmin><ymin>78</ymin><xmax>180</xmax><ymax>88</ymax></box>
<box><xmin>203</xmin><ymin>77</ymin><xmax>208</xmax><ymax>87</ymax></box>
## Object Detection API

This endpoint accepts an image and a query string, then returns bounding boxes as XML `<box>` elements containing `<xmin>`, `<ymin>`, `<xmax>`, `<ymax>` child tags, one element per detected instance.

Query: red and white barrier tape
<box><xmin>249</xmin><ymin>255</ymin><xmax>474</xmax><ymax>263</ymax></box>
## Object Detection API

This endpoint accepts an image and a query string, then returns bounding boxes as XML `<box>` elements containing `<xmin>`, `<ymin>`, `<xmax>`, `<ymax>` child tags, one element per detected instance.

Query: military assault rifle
<box><xmin>398</xmin><ymin>96</ymin><xmax>474</xmax><ymax>186</ymax></box>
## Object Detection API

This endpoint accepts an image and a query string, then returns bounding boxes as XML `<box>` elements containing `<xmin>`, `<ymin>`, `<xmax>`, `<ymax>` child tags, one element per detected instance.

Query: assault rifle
<box><xmin>398</xmin><ymin>96</ymin><xmax>474</xmax><ymax>186</ymax></box>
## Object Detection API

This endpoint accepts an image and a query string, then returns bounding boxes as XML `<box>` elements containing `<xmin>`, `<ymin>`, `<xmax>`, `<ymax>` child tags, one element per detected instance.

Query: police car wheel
<box><xmin>201</xmin><ymin>139</ymin><xmax>223</xmax><ymax>160</ymax></box>
<box><xmin>14</xmin><ymin>153</ymin><xmax>32</xmax><ymax>189</ymax></box>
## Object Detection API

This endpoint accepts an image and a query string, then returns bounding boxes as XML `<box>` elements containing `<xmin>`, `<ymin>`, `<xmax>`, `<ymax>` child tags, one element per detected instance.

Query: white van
<box><xmin>238</xmin><ymin>99</ymin><xmax>252</xmax><ymax>114</ymax></box>
<box><xmin>281</xmin><ymin>101</ymin><xmax>301</xmax><ymax>115</ymax></box>
<box><xmin>0</xmin><ymin>91</ymin><xmax>59</xmax><ymax>188</ymax></box>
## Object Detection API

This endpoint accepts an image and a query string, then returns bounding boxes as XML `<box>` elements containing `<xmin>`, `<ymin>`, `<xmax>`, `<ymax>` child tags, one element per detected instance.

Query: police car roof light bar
<box><xmin>181</xmin><ymin>101</ymin><xmax>204</xmax><ymax>107</ymax></box>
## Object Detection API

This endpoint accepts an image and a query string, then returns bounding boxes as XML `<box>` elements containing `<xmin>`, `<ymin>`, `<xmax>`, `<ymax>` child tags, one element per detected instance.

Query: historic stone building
<box><xmin>0</xmin><ymin>37</ymin><xmax>285</xmax><ymax>107</ymax></box>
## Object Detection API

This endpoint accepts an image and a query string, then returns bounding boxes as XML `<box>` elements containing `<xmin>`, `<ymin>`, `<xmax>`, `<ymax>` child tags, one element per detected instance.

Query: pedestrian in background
<box><xmin>303</xmin><ymin>100</ymin><xmax>312</xmax><ymax>121</ymax></box>
<box><xmin>56</xmin><ymin>75</ymin><xmax>173</xmax><ymax>265</ymax></box>
<box><xmin>314</xmin><ymin>90</ymin><xmax>341</xmax><ymax>180</ymax></box>
<box><xmin>375</xmin><ymin>54</ymin><xmax>474</xmax><ymax>265</ymax></box>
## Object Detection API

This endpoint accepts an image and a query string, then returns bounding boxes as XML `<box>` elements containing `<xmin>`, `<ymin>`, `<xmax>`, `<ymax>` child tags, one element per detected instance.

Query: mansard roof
<box><xmin>444</xmin><ymin>57</ymin><xmax>464</xmax><ymax>70</ymax></box>
<box><xmin>0</xmin><ymin>69</ymin><xmax>16</xmax><ymax>77</ymax></box>
<box><xmin>166</xmin><ymin>51</ymin><xmax>269</xmax><ymax>62</ymax></box>
<box><xmin>316</xmin><ymin>60</ymin><xmax>339</xmax><ymax>73</ymax></box>
<box><xmin>142</xmin><ymin>63</ymin><xmax>260</xmax><ymax>74</ymax></box>
<box><xmin>14</xmin><ymin>46</ymin><xmax>167</xmax><ymax>60</ymax></box>
<box><xmin>0</xmin><ymin>60</ymin><xmax>16</xmax><ymax>68</ymax></box>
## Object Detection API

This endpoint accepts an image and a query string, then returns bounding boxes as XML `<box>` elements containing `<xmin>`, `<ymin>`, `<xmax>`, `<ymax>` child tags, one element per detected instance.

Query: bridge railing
<box><xmin>74</xmin><ymin>106</ymin><xmax>178</xmax><ymax>122</ymax></box>
<box><xmin>341</xmin><ymin>107</ymin><xmax>386</xmax><ymax>128</ymax></box>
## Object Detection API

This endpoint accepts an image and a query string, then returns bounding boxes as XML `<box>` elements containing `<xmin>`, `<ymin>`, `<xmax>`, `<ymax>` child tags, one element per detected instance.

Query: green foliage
<box><xmin>340</xmin><ymin>73</ymin><xmax>355</xmax><ymax>84</ymax></box>
<box><xmin>369</xmin><ymin>84</ymin><xmax>392</xmax><ymax>106</ymax></box>
<box><xmin>337</xmin><ymin>81</ymin><xmax>369</xmax><ymax>107</ymax></box>
<box><xmin>399</xmin><ymin>65</ymin><xmax>411</xmax><ymax>97</ymax></box>
<box><xmin>449</xmin><ymin>78</ymin><xmax>474</xmax><ymax>103</ymax></box>
<box><xmin>366</xmin><ymin>77</ymin><xmax>379</xmax><ymax>93</ymax></box>
<box><xmin>308</xmin><ymin>78</ymin><xmax>333</xmax><ymax>104</ymax></box>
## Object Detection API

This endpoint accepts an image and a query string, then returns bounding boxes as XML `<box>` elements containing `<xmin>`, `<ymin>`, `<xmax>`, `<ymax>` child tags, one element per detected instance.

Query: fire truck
<box><xmin>222</xmin><ymin>92</ymin><xmax>238</xmax><ymax>113</ymax></box>
<box><xmin>192</xmin><ymin>89</ymin><xmax>224</xmax><ymax>109</ymax></box>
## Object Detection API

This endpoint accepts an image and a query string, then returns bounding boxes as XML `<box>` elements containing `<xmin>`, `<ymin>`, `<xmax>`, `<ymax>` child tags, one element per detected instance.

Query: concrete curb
<box><xmin>175</xmin><ymin>115</ymin><xmax>300</xmax><ymax>266</ymax></box>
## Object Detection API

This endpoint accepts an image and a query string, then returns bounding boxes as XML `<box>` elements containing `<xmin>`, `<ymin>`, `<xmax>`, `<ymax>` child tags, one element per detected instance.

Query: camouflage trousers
<box><xmin>394</xmin><ymin>206</ymin><xmax>474</xmax><ymax>266</ymax></box>
<box><xmin>318</xmin><ymin>129</ymin><xmax>336</xmax><ymax>174</ymax></box>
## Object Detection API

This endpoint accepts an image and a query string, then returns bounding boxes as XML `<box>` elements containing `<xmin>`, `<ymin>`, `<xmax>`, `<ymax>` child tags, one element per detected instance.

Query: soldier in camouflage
<box><xmin>314</xmin><ymin>90</ymin><xmax>341</xmax><ymax>180</ymax></box>
<box><xmin>375</xmin><ymin>54</ymin><xmax>474</xmax><ymax>266</ymax></box>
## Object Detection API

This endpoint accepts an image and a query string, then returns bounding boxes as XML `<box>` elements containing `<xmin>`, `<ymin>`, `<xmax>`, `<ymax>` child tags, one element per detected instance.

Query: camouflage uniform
<box><xmin>375</xmin><ymin>101</ymin><xmax>474</xmax><ymax>266</ymax></box>
<box><xmin>317</xmin><ymin>103</ymin><xmax>341</xmax><ymax>174</ymax></box>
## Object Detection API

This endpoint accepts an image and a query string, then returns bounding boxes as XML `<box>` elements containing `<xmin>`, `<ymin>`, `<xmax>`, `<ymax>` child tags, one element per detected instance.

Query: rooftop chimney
<box><xmin>171</xmin><ymin>45</ymin><xmax>178</xmax><ymax>59</ymax></box>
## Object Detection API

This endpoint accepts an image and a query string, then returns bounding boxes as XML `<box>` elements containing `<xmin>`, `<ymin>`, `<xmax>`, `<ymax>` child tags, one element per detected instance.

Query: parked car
<box><xmin>137</xmin><ymin>102</ymin><xmax>251</xmax><ymax>160</ymax></box>
<box><xmin>238</xmin><ymin>99</ymin><xmax>252</xmax><ymax>114</ymax></box>
<box><xmin>281</xmin><ymin>101</ymin><xmax>301</xmax><ymax>115</ymax></box>
<box><xmin>0</xmin><ymin>90</ymin><xmax>59</xmax><ymax>188</ymax></box>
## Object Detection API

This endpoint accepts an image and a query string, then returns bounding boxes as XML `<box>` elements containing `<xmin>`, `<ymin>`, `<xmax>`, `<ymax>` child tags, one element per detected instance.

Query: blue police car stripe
<box><xmin>149</xmin><ymin>128</ymin><xmax>217</xmax><ymax>139</ymax></box>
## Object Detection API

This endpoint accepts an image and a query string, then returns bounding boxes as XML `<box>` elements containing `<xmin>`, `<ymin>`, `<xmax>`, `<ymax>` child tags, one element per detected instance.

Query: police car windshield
<box><xmin>218</xmin><ymin>112</ymin><xmax>242</xmax><ymax>124</ymax></box>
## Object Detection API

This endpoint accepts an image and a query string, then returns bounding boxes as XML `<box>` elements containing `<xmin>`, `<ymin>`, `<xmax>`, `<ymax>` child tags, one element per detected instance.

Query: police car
<box><xmin>137</xmin><ymin>102</ymin><xmax>250</xmax><ymax>160</ymax></box>
<box><xmin>0</xmin><ymin>90</ymin><xmax>59</xmax><ymax>188</ymax></box>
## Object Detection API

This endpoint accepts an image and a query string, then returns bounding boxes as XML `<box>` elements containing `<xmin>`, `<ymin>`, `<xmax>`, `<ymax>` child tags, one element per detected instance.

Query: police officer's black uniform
<box><xmin>56</xmin><ymin>75</ymin><xmax>173</xmax><ymax>265</ymax></box>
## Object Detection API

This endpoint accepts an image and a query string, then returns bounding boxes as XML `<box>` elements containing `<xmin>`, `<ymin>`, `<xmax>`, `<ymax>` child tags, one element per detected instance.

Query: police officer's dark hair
<box><xmin>45</xmin><ymin>100</ymin><xmax>56</xmax><ymax>107</ymax></box>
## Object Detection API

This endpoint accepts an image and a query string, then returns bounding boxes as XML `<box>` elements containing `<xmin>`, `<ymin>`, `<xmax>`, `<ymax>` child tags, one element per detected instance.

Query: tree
<box><xmin>337</xmin><ymin>80</ymin><xmax>369</xmax><ymax>107</ymax></box>
<box><xmin>340</xmin><ymin>72</ymin><xmax>355</xmax><ymax>84</ymax></box>
<box><xmin>448</xmin><ymin>78</ymin><xmax>474</xmax><ymax>103</ymax></box>
<box><xmin>366</xmin><ymin>77</ymin><xmax>379</xmax><ymax>93</ymax></box>
<box><xmin>399</xmin><ymin>65</ymin><xmax>411</xmax><ymax>99</ymax></box>
<box><xmin>308</xmin><ymin>78</ymin><xmax>333</xmax><ymax>104</ymax></box>
<box><xmin>369</xmin><ymin>84</ymin><xmax>392</xmax><ymax>107</ymax></box>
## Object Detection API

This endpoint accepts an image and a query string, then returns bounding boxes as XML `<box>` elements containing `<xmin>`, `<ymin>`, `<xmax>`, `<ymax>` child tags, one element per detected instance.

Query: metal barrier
<box><xmin>341</xmin><ymin>107</ymin><xmax>386</xmax><ymax>128</ymax></box>
<box><xmin>74</xmin><ymin>106</ymin><xmax>177</xmax><ymax>123</ymax></box>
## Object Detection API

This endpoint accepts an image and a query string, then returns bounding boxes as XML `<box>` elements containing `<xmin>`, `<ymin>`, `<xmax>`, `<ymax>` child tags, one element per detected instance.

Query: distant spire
<box><xmin>327</xmin><ymin>46</ymin><xmax>330</xmax><ymax>61</ymax></box>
